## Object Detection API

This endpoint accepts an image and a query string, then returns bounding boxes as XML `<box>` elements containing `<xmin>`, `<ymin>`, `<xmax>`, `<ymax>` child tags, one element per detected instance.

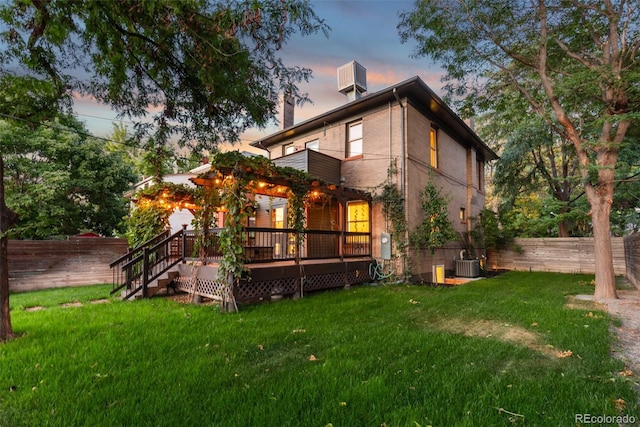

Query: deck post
<box><xmin>142</xmin><ymin>247</ymin><xmax>150</xmax><ymax>298</ymax></box>
<box><xmin>221</xmin><ymin>272</ymin><xmax>238</xmax><ymax>313</ymax></box>
<box><xmin>339</xmin><ymin>197</ymin><xmax>345</xmax><ymax>261</ymax></box>
<box><xmin>293</xmin><ymin>230</ymin><xmax>302</xmax><ymax>299</ymax></box>
<box><xmin>181</xmin><ymin>224</ymin><xmax>188</xmax><ymax>263</ymax></box>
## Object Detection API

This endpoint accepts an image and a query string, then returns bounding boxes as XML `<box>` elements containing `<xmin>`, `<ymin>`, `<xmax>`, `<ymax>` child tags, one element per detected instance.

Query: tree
<box><xmin>487</xmin><ymin>117</ymin><xmax>585</xmax><ymax>237</ymax></box>
<box><xmin>609</xmin><ymin>127</ymin><xmax>640</xmax><ymax>235</ymax></box>
<box><xmin>399</xmin><ymin>1</ymin><xmax>640</xmax><ymax>299</ymax></box>
<box><xmin>410</xmin><ymin>178</ymin><xmax>458</xmax><ymax>263</ymax></box>
<box><xmin>2</xmin><ymin>117</ymin><xmax>138</xmax><ymax>239</ymax></box>
<box><xmin>481</xmin><ymin>99</ymin><xmax>639</xmax><ymax>237</ymax></box>
<box><xmin>0</xmin><ymin>75</ymin><xmax>69</xmax><ymax>341</ymax></box>
<box><xmin>0</xmin><ymin>0</ymin><xmax>328</xmax><ymax>340</ymax></box>
<box><xmin>0</xmin><ymin>154</ymin><xmax>17</xmax><ymax>341</ymax></box>
<box><xmin>477</xmin><ymin>81</ymin><xmax>584</xmax><ymax>237</ymax></box>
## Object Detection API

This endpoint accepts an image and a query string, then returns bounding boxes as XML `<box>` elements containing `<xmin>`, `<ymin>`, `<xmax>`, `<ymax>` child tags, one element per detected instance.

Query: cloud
<box><xmin>72</xmin><ymin>1</ymin><xmax>448</xmax><ymax>144</ymax></box>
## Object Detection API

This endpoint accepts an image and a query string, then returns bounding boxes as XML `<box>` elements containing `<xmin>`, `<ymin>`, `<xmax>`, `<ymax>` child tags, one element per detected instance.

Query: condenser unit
<box><xmin>455</xmin><ymin>259</ymin><xmax>480</xmax><ymax>278</ymax></box>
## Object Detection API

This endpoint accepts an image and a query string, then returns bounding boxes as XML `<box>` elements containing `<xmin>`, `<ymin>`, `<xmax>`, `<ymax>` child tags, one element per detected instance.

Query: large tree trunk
<box><xmin>1</xmin><ymin>155</ymin><xmax>18</xmax><ymax>342</ymax></box>
<box><xmin>0</xmin><ymin>232</ymin><xmax>14</xmax><ymax>342</ymax></box>
<box><xmin>586</xmin><ymin>164</ymin><xmax>618</xmax><ymax>300</ymax></box>
<box><xmin>591</xmin><ymin>198</ymin><xmax>617</xmax><ymax>299</ymax></box>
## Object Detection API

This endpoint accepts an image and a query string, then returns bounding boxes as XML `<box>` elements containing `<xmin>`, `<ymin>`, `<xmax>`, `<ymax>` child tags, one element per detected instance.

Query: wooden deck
<box><xmin>174</xmin><ymin>257</ymin><xmax>374</xmax><ymax>302</ymax></box>
<box><xmin>110</xmin><ymin>227</ymin><xmax>374</xmax><ymax>303</ymax></box>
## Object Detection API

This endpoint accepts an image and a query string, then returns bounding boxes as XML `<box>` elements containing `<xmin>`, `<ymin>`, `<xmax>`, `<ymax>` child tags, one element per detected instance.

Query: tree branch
<box><xmin>536</xmin><ymin>0</ymin><xmax>590</xmax><ymax>179</ymax></box>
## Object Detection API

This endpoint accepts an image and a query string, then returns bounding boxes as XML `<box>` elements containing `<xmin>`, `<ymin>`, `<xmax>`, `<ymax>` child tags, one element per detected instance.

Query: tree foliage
<box><xmin>484</xmin><ymin>114</ymin><xmax>585</xmax><ymax>237</ymax></box>
<box><xmin>1</xmin><ymin>0</ymin><xmax>328</xmax><ymax>149</ymax></box>
<box><xmin>0</xmin><ymin>74</ymin><xmax>70</xmax><ymax>341</ymax></box>
<box><xmin>470</xmin><ymin>208</ymin><xmax>516</xmax><ymax>253</ymax></box>
<box><xmin>0</xmin><ymin>0</ymin><xmax>328</xmax><ymax>339</ymax></box>
<box><xmin>1</xmin><ymin>117</ymin><xmax>138</xmax><ymax>239</ymax></box>
<box><xmin>399</xmin><ymin>0</ymin><xmax>640</xmax><ymax>298</ymax></box>
<box><xmin>410</xmin><ymin>178</ymin><xmax>457</xmax><ymax>255</ymax></box>
<box><xmin>125</xmin><ymin>182</ymin><xmax>196</xmax><ymax>248</ymax></box>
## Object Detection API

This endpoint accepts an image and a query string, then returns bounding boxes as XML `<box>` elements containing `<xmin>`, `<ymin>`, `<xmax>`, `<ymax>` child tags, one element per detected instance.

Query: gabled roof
<box><xmin>252</xmin><ymin>76</ymin><xmax>498</xmax><ymax>162</ymax></box>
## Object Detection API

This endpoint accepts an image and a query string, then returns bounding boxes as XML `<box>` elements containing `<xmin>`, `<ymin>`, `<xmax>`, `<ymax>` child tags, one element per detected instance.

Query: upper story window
<box><xmin>429</xmin><ymin>128</ymin><xmax>438</xmax><ymax>168</ymax></box>
<box><xmin>283</xmin><ymin>143</ymin><xmax>295</xmax><ymax>156</ymax></box>
<box><xmin>347</xmin><ymin>121</ymin><xmax>363</xmax><ymax>158</ymax></box>
<box><xmin>306</xmin><ymin>139</ymin><xmax>319</xmax><ymax>151</ymax></box>
<box><xmin>477</xmin><ymin>159</ymin><xmax>484</xmax><ymax>192</ymax></box>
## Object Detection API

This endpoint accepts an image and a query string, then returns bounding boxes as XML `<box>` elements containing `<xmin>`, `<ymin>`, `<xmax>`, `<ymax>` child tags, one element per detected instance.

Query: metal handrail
<box><xmin>109</xmin><ymin>230</ymin><xmax>170</xmax><ymax>268</ymax></box>
<box><xmin>111</xmin><ymin>229</ymin><xmax>186</xmax><ymax>298</ymax></box>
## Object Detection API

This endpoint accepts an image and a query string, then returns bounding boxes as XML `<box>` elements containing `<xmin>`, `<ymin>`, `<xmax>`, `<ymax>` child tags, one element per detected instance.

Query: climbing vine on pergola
<box><xmin>128</xmin><ymin>151</ymin><xmax>371</xmax><ymax>290</ymax></box>
<box><xmin>126</xmin><ymin>182</ymin><xmax>198</xmax><ymax>248</ymax></box>
<box><xmin>192</xmin><ymin>151</ymin><xmax>341</xmax><ymax>283</ymax></box>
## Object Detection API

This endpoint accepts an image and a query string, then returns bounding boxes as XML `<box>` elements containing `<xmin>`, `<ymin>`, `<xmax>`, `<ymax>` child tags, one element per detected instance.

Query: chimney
<box><xmin>278</xmin><ymin>93</ymin><xmax>294</xmax><ymax>130</ymax></box>
<box><xmin>338</xmin><ymin>61</ymin><xmax>367</xmax><ymax>102</ymax></box>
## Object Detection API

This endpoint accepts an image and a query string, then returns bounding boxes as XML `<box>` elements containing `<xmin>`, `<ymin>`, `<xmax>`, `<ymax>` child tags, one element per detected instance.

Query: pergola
<box><xmin>114</xmin><ymin>152</ymin><xmax>374</xmax><ymax>309</ymax></box>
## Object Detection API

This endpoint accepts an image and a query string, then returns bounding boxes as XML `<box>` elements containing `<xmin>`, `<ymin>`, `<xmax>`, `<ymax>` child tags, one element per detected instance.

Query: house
<box><xmin>110</xmin><ymin>61</ymin><xmax>497</xmax><ymax>306</ymax></box>
<box><xmin>251</xmin><ymin>61</ymin><xmax>498</xmax><ymax>282</ymax></box>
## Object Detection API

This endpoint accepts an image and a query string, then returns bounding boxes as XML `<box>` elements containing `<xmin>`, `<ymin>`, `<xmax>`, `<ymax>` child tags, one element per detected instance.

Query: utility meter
<box><xmin>381</xmin><ymin>232</ymin><xmax>391</xmax><ymax>260</ymax></box>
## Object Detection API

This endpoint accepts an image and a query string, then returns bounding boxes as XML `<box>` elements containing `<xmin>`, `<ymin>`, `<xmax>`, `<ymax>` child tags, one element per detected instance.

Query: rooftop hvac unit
<box><xmin>337</xmin><ymin>61</ymin><xmax>367</xmax><ymax>96</ymax></box>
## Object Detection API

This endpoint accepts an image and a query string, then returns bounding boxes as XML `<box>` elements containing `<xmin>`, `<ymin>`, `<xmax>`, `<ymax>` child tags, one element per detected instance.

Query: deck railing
<box><xmin>109</xmin><ymin>229</ymin><xmax>186</xmax><ymax>299</ymax></box>
<box><xmin>111</xmin><ymin>227</ymin><xmax>371</xmax><ymax>298</ymax></box>
<box><xmin>183</xmin><ymin>227</ymin><xmax>371</xmax><ymax>262</ymax></box>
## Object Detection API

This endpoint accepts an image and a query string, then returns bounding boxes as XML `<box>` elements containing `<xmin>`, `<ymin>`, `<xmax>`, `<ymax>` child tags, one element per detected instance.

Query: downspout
<box><xmin>386</xmin><ymin>101</ymin><xmax>392</xmax><ymax>232</ymax></box>
<box><xmin>388</xmin><ymin>101</ymin><xmax>392</xmax><ymax>166</ymax></box>
<box><xmin>393</xmin><ymin>88</ymin><xmax>407</xmax><ymax>280</ymax></box>
<box><xmin>257</xmin><ymin>141</ymin><xmax>271</xmax><ymax>160</ymax></box>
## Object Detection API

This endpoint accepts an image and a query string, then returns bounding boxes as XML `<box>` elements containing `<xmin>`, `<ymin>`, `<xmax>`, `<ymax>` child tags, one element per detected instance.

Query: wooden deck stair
<box><xmin>122</xmin><ymin>269</ymin><xmax>179</xmax><ymax>299</ymax></box>
<box><xmin>111</xmin><ymin>229</ymin><xmax>187</xmax><ymax>300</ymax></box>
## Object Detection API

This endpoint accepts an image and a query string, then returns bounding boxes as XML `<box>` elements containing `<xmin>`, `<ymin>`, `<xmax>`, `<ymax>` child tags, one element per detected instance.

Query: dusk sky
<box><xmin>74</xmin><ymin>1</ymin><xmax>445</xmax><ymax>151</ymax></box>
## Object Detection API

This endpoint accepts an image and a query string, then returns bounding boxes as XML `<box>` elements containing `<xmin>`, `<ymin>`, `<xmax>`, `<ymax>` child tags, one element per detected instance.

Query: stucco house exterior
<box><xmin>251</xmin><ymin>61</ymin><xmax>498</xmax><ymax>281</ymax></box>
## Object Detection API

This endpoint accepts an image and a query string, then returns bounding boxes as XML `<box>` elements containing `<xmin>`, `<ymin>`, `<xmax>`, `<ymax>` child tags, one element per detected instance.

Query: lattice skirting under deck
<box><xmin>235</xmin><ymin>277</ymin><xmax>298</xmax><ymax>300</ymax></box>
<box><xmin>174</xmin><ymin>275</ymin><xmax>229</xmax><ymax>302</ymax></box>
<box><xmin>174</xmin><ymin>261</ymin><xmax>372</xmax><ymax>303</ymax></box>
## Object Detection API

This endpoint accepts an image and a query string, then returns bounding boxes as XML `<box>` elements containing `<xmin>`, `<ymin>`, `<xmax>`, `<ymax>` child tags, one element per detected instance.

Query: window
<box><xmin>459</xmin><ymin>208</ymin><xmax>466</xmax><ymax>222</ymax></box>
<box><xmin>477</xmin><ymin>159</ymin><xmax>483</xmax><ymax>192</ymax></box>
<box><xmin>429</xmin><ymin>128</ymin><xmax>438</xmax><ymax>168</ymax></box>
<box><xmin>283</xmin><ymin>144</ymin><xmax>295</xmax><ymax>156</ymax></box>
<box><xmin>272</xmin><ymin>207</ymin><xmax>285</xmax><ymax>229</ymax></box>
<box><xmin>347</xmin><ymin>121</ymin><xmax>363</xmax><ymax>158</ymax></box>
<box><xmin>347</xmin><ymin>201</ymin><xmax>369</xmax><ymax>233</ymax></box>
<box><xmin>306</xmin><ymin>139</ymin><xmax>319</xmax><ymax>151</ymax></box>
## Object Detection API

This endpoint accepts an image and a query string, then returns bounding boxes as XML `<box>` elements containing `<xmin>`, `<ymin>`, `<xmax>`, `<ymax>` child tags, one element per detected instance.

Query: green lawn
<box><xmin>1</xmin><ymin>272</ymin><xmax>638</xmax><ymax>426</ymax></box>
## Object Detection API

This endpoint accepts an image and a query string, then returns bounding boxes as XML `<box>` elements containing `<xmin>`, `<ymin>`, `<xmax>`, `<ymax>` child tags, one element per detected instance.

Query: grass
<box><xmin>0</xmin><ymin>272</ymin><xmax>638</xmax><ymax>426</ymax></box>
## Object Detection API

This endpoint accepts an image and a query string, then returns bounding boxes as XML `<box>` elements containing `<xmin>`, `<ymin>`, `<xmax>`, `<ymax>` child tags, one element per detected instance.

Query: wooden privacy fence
<box><xmin>487</xmin><ymin>237</ymin><xmax>627</xmax><ymax>276</ymax></box>
<box><xmin>7</xmin><ymin>235</ymin><xmax>639</xmax><ymax>292</ymax></box>
<box><xmin>8</xmin><ymin>238</ymin><xmax>129</xmax><ymax>292</ymax></box>
<box><xmin>624</xmin><ymin>233</ymin><xmax>640</xmax><ymax>288</ymax></box>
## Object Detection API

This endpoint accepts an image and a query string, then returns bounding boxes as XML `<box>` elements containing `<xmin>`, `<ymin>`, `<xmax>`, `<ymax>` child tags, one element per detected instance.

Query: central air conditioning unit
<box><xmin>337</xmin><ymin>61</ymin><xmax>367</xmax><ymax>101</ymax></box>
<box><xmin>455</xmin><ymin>259</ymin><xmax>480</xmax><ymax>278</ymax></box>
